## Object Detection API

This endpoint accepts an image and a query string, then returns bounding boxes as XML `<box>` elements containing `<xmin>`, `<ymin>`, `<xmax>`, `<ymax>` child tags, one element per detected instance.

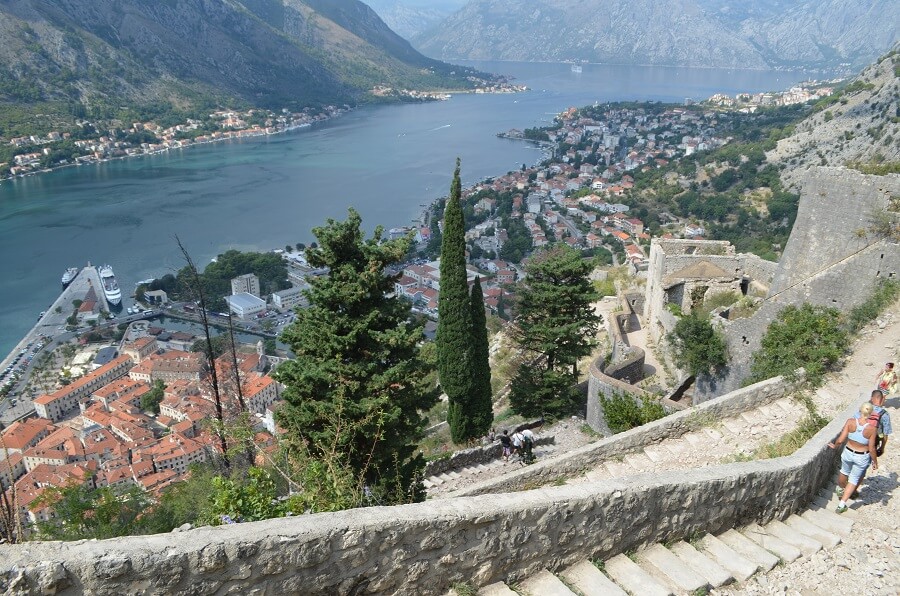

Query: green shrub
<box><xmin>846</xmin><ymin>279</ymin><xmax>900</xmax><ymax>332</ymax></box>
<box><xmin>600</xmin><ymin>393</ymin><xmax>667</xmax><ymax>433</ymax></box>
<box><xmin>668</xmin><ymin>313</ymin><xmax>728</xmax><ymax>376</ymax></box>
<box><xmin>747</xmin><ymin>304</ymin><xmax>847</xmax><ymax>387</ymax></box>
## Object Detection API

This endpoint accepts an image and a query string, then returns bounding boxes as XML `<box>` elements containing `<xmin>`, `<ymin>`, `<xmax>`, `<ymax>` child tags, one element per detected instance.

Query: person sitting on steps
<box><xmin>828</xmin><ymin>402</ymin><xmax>879</xmax><ymax>514</ymax></box>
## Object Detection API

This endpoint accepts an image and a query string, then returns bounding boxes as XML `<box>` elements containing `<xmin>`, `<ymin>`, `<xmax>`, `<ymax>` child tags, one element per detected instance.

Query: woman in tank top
<box><xmin>828</xmin><ymin>402</ymin><xmax>878</xmax><ymax>513</ymax></box>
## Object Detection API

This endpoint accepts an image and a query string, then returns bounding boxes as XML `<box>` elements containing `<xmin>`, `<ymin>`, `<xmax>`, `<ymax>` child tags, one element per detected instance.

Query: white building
<box><xmin>225</xmin><ymin>293</ymin><xmax>266</xmax><ymax>319</ymax></box>
<box><xmin>231</xmin><ymin>273</ymin><xmax>261</xmax><ymax>298</ymax></box>
<box><xmin>271</xmin><ymin>286</ymin><xmax>306</xmax><ymax>311</ymax></box>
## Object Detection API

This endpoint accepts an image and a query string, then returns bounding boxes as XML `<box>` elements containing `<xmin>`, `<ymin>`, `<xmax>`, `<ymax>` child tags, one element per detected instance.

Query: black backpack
<box><xmin>868</xmin><ymin>409</ymin><xmax>887</xmax><ymax>457</ymax></box>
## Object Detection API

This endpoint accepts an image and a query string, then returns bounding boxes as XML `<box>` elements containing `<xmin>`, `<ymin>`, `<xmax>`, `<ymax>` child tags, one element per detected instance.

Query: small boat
<box><xmin>571</xmin><ymin>64</ymin><xmax>583</xmax><ymax>73</ymax></box>
<box><xmin>136</xmin><ymin>278</ymin><xmax>156</xmax><ymax>286</ymax></box>
<box><xmin>61</xmin><ymin>267</ymin><xmax>79</xmax><ymax>287</ymax></box>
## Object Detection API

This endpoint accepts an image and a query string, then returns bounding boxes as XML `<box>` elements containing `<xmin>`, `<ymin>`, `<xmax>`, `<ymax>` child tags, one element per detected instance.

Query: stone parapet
<box><xmin>0</xmin><ymin>381</ymin><xmax>853</xmax><ymax>596</ymax></box>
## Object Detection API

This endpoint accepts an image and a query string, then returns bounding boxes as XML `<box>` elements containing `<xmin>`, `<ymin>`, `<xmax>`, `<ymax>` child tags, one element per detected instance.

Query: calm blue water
<box><xmin>0</xmin><ymin>61</ymin><xmax>813</xmax><ymax>354</ymax></box>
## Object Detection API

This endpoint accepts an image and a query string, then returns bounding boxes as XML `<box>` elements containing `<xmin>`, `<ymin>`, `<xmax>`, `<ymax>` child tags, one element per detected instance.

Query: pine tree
<box><xmin>467</xmin><ymin>276</ymin><xmax>494</xmax><ymax>437</ymax></box>
<box><xmin>437</xmin><ymin>158</ymin><xmax>477</xmax><ymax>443</ymax></box>
<box><xmin>509</xmin><ymin>245</ymin><xmax>601</xmax><ymax>419</ymax></box>
<box><xmin>274</xmin><ymin>209</ymin><xmax>438</xmax><ymax>503</ymax></box>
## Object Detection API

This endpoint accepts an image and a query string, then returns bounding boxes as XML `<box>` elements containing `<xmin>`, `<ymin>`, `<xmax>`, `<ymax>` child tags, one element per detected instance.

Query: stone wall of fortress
<box><xmin>696</xmin><ymin>168</ymin><xmax>900</xmax><ymax>398</ymax></box>
<box><xmin>0</xmin><ymin>373</ymin><xmax>853</xmax><ymax>596</ymax></box>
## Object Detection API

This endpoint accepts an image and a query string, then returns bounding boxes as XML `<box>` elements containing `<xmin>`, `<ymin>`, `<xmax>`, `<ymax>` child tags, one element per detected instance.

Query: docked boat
<box><xmin>99</xmin><ymin>265</ymin><xmax>122</xmax><ymax>306</ymax></box>
<box><xmin>61</xmin><ymin>267</ymin><xmax>79</xmax><ymax>287</ymax></box>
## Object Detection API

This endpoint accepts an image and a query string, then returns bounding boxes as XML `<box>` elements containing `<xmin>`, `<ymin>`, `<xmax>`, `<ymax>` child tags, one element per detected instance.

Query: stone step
<box><xmin>682</xmin><ymin>432</ymin><xmax>705</xmax><ymax>447</ymax></box>
<box><xmin>742</xmin><ymin>524</ymin><xmax>802</xmax><ymax>563</ymax></box>
<box><xmin>428</xmin><ymin>476</ymin><xmax>444</xmax><ymax>486</ymax></box>
<box><xmin>559</xmin><ymin>560</ymin><xmax>627</xmax><ymax>596</ymax></box>
<box><xmin>757</xmin><ymin>403</ymin><xmax>780</xmax><ymax>418</ymax></box>
<box><xmin>478</xmin><ymin>582</ymin><xmax>518</xmax><ymax>595</ymax></box>
<box><xmin>783</xmin><ymin>514</ymin><xmax>841</xmax><ymax>548</ymax></box>
<box><xmin>437</xmin><ymin>473</ymin><xmax>453</xmax><ymax>484</ymax></box>
<box><xmin>762</xmin><ymin>520</ymin><xmax>823</xmax><ymax>557</ymax></box>
<box><xmin>801</xmin><ymin>507</ymin><xmax>854</xmax><ymax>537</ymax></box>
<box><xmin>585</xmin><ymin>468</ymin><xmax>609</xmax><ymax>482</ymax></box>
<box><xmin>698</xmin><ymin>534</ymin><xmax>757</xmax><ymax>582</ymax></box>
<box><xmin>740</xmin><ymin>409</ymin><xmax>764</xmax><ymax>425</ymax></box>
<box><xmin>628</xmin><ymin>452</ymin><xmax>655</xmax><ymax>472</ymax></box>
<box><xmin>639</xmin><ymin>544</ymin><xmax>708</xmax><ymax>593</ymax></box>
<box><xmin>813</xmin><ymin>495</ymin><xmax>860</xmax><ymax>518</ymax></box>
<box><xmin>517</xmin><ymin>569</ymin><xmax>576</xmax><ymax>596</ymax></box>
<box><xmin>604</xmin><ymin>460</ymin><xmax>631</xmax><ymax>477</ymax></box>
<box><xmin>423</xmin><ymin>479</ymin><xmax>435</xmax><ymax>489</ymax></box>
<box><xmin>447</xmin><ymin>471</ymin><xmax>461</xmax><ymax>479</ymax></box>
<box><xmin>643</xmin><ymin>445</ymin><xmax>669</xmax><ymax>463</ymax></box>
<box><xmin>702</xmin><ymin>427</ymin><xmax>723</xmax><ymax>440</ymax></box>
<box><xmin>718</xmin><ymin>529</ymin><xmax>779</xmax><ymax>572</ymax></box>
<box><xmin>663</xmin><ymin>439</ymin><xmax>688</xmax><ymax>457</ymax></box>
<box><xmin>605</xmin><ymin>554</ymin><xmax>673</xmax><ymax>596</ymax></box>
<box><xmin>720</xmin><ymin>418</ymin><xmax>746</xmax><ymax>434</ymax></box>
<box><xmin>669</xmin><ymin>541</ymin><xmax>733</xmax><ymax>588</ymax></box>
<box><xmin>773</xmin><ymin>397</ymin><xmax>794</xmax><ymax>413</ymax></box>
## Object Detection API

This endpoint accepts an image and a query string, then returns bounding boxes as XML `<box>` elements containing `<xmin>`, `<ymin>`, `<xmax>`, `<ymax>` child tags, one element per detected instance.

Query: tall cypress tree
<box><xmin>468</xmin><ymin>276</ymin><xmax>494</xmax><ymax>436</ymax></box>
<box><xmin>437</xmin><ymin>158</ymin><xmax>476</xmax><ymax>443</ymax></box>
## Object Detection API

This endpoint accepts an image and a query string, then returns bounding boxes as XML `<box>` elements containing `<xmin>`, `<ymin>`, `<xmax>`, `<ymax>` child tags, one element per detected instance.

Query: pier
<box><xmin>0</xmin><ymin>265</ymin><xmax>107</xmax><ymax>423</ymax></box>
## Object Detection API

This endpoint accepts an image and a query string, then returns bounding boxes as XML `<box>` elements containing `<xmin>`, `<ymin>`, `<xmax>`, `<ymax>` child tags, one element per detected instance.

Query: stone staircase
<box><xmin>571</xmin><ymin>397</ymin><xmax>798</xmax><ymax>485</ymax></box>
<box><xmin>424</xmin><ymin>443</ymin><xmax>559</xmax><ymax>492</ymax></box>
<box><xmin>457</xmin><ymin>477</ymin><xmax>854</xmax><ymax>596</ymax></box>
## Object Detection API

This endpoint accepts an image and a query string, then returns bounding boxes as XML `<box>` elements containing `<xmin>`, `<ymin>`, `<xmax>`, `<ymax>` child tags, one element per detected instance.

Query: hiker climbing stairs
<box><xmin>453</xmin><ymin>479</ymin><xmax>853</xmax><ymax>596</ymax></box>
<box><xmin>424</xmin><ymin>443</ymin><xmax>559</xmax><ymax>491</ymax></box>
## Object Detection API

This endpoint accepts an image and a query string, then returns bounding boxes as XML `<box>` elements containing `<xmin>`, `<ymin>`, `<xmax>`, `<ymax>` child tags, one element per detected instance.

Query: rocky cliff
<box><xmin>413</xmin><ymin>0</ymin><xmax>899</xmax><ymax>71</ymax></box>
<box><xmin>363</xmin><ymin>0</ymin><xmax>466</xmax><ymax>40</ymax></box>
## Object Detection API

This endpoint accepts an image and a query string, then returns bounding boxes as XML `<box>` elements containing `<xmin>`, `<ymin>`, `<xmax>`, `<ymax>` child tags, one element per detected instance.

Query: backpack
<box><xmin>868</xmin><ymin>409</ymin><xmax>887</xmax><ymax>457</ymax></box>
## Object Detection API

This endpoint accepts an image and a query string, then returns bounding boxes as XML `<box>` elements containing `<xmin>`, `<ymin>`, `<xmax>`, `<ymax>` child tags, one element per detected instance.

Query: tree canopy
<box><xmin>668</xmin><ymin>312</ymin><xmax>729</xmax><ymax>377</ymax></box>
<box><xmin>509</xmin><ymin>245</ymin><xmax>601</xmax><ymax>418</ymax></box>
<box><xmin>274</xmin><ymin>209</ymin><xmax>438</xmax><ymax>503</ymax></box>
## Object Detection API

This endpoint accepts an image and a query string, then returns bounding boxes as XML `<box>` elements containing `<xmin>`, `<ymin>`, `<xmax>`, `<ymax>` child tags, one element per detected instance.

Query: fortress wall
<box><xmin>698</xmin><ymin>241</ymin><xmax>900</xmax><ymax>398</ymax></box>
<box><xmin>457</xmin><ymin>373</ymin><xmax>797</xmax><ymax>497</ymax></box>
<box><xmin>1</xmin><ymin>380</ymin><xmax>851</xmax><ymax>596</ymax></box>
<box><xmin>585</xmin><ymin>354</ymin><xmax>651</xmax><ymax>435</ymax></box>
<box><xmin>770</xmin><ymin>168</ymin><xmax>900</xmax><ymax>294</ymax></box>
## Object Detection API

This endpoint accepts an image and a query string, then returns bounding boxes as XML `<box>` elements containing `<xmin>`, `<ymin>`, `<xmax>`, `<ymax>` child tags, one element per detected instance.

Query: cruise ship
<box><xmin>99</xmin><ymin>265</ymin><xmax>122</xmax><ymax>306</ymax></box>
<box><xmin>61</xmin><ymin>267</ymin><xmax>79</xmax><ymax>287</ymax></box>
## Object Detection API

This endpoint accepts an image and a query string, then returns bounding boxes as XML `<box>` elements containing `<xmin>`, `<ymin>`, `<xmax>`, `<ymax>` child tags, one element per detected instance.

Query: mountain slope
<box><xmin>363</xmin><ymin>0</ymin><xmax>468</xmax><ymax>40</ymax></box>
<box><xmin>413</xmin><ymin>0</ymin><xmax>899</xmax><ymax>70</ymax></box>
<box><xmin>769</xmin><ymin>47</ymin><xmax>900</xmax><ymax>187</ymax></box>
<box><xmin>0</xmin><ymin>0</ymin><xmax>481</xmax><ymax>131</ymax></box>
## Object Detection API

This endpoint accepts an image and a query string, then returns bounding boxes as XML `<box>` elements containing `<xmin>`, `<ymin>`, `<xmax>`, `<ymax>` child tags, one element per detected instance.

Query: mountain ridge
<box><xmin>413</xmin><ymin>0</ymin><xmax>900</xmax><ymax>71</ymax></box>
<box><xmin>0</xmin><ymin>0</ymin><xmax>487</xmax><ymax>136</ymax></box>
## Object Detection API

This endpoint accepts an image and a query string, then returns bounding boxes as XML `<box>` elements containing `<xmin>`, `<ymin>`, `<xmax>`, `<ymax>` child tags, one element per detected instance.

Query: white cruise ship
<box><xmin>99</xmin><ymin>265</ymin><xmax>122</xmax><ymax>306</ymax></box>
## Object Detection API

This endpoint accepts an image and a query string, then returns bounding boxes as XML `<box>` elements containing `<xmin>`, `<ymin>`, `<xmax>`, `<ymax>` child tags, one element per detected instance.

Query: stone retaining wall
<box><xmin>0</xmin><ymin>386</ymin><xmax>853</xmax><ymax>596</ymax></box>
<box><xmin>460</xmin><ymin>373</ymin><xmax>800</xmax><ymax>497</ymax></box>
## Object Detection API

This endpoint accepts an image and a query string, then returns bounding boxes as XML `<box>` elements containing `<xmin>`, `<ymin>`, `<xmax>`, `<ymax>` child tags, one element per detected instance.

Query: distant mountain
<box><xmin>363</xmin><ymin>0</ymin><xmax>468</xmax><ymax>40</ymax></box>
<box><xmin>413</xmin><ymin>0</ymin><xmax>899</xmax><ymax>71</ymax></box>
<box><xmin>0</xmin><ymin>0</ymin><xmax>483</xmax><ymax>133</ymax></box>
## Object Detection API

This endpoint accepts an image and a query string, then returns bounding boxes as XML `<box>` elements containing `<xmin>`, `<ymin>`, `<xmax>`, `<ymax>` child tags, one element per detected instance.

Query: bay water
<box><xmin>0</xmin><ymin>61</ymin><xmax>814</xmax><ymax>354</ymax></box>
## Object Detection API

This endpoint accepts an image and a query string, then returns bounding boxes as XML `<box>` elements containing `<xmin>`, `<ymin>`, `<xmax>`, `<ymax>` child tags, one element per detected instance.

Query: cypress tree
<box><xmin>468</xmin><ymin>276</ymin><xmax>494</xmax><ymax>437</ymax></box>
<box><xmin>437</xmin><ymin>158</ymin><xmax>476</xmax><ymax>443</ymax></box>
